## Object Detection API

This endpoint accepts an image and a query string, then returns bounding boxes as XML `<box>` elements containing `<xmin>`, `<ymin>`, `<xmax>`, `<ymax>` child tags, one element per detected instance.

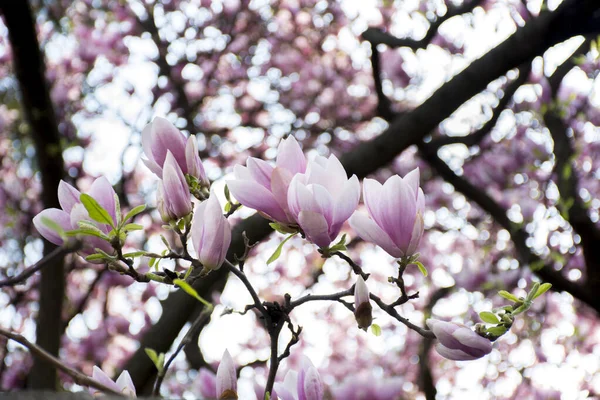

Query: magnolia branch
<box><xmin>0</xmin><ymin>327</ymin><xmax>123</xmax><ymax>396</ymax></box>
<box><xmin>0</xmin><ymin>242</ymin><xmax>81</xmax><ymax>288</ymax></box>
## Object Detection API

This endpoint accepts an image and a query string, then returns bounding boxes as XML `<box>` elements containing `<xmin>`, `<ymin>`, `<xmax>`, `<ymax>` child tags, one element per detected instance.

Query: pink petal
<box><xmin>216</xmin><ymin>350</ymin><xmax>237</xmax><ymax>396</ymax></box>
<box><xmin>227</xmin><ymin>179</ymin><xmax>288</xmax><ymax>222</ymax></box>
<box><xmin>382</xmin><ymin>176</ymin><xmax>416</xmax><ymax>252</ymax></box>
<box><xmin>33</xmin><ymin>208</ymin><xmax>72</xmax><ymax>245</ymax></box>
<box><xmin>276</xmin><ymin>136</ymin><xmax>306</xmax><ymax>175</ymax></box>
<box><xmin>149</xmin><ymin>117</ymin><xmax>187</xmax><ymax>172</ymax></box>
<box><xmin>115</xmin><ymin>370</ymin><xmax>136</xmax><ymax>397</ymax></box>
<box><xmin>185</xmin><ymin>136</ymin><xmax>207</xmax><ymax>183</ymax></box>
<box><xmin>331</xmin><ymin>175</ymin><xmax>360</xmax><ymax>233</ymax></box>
<box><xmin>354</xmin><ymin>275</ymin><xmax>370</xmax><ymax>307</ymax></box>
<box><xmin>162</xmin><ymin>152</ymin><xmax>192</xmax><ymax>219</ymax></box>
<box><xmin>434</xmin><ymin>343</ymin><xmax>478</xmax><ymax>361</ymax></box>
<box><xmin>91</xmin><ymin>366</ymin><xmax>121</xmax><ymax>393</ymax></box>
<box><xmin>247</xmin><ymin>158</ymin><xmax>274</xmax><ymax>189</ymax></box>
<box><xmin>57</xmin><ymin>180</ymin><xmax>81</xmax><ymax>214</ymax></box>
<box><xmin>403</xmin><ymin>168</ymin><xmax>420</xmax><ymax>200</ymax></box>
<box><xmin>88</xmin><ymin>176</ymin><xmax>117</xmax><ymax>226</ymax></box>
<box><xmin>349</xmin><ymin>213</ymin><xmax>403</xmax><ymax>258</ymax></box>
<box><xmin>298</xmin><ymin>210</ymin><xmax>332</xmax><ymax>248</ymax></box>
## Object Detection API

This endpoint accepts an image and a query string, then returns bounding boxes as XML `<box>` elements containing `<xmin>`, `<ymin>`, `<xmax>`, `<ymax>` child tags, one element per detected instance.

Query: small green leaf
<box><xmin>114</xmin><ymin>193</ymin><xmax>122</xmax><ymax>227</ymax></box>
<box><xmin>122</xmin><ymin>223</ymin><xmax>143</xmax><ymax>232</ymax></box>
<box><xmin>479</xmin><ymin>311</ymin><xmax>501</xmax><ymax>324</ymax></box>
<box><xmin>371</xmin><ymin>323</ymin><xmax>382</xmax><ymax>336</ymax></box>
<box><xmin>144</xmin><ymin>348</ymin><xmax>163</xmax><ymax>372</ymax></box>
<box><xmin>414</xmin><ymin>261</ymin><xmax>428</xmax><ymax>277</ymax></box>
<box><xmin>562</xmin><ymin>164</ymin><xmax>572</xmax><ymax>180</ymax></box>
<box><xmin>160</xmin><ymin>235</ymin><xmax>171</xmax><ymax>250</ymax></box>
<box><xmin>486</xmin><ymin>326</ymin><xmax>508</xmax><ymax>337</ymax></box>
<box><xmin>269</xmin><ymin>222</ymin><xmax>297</xmax><ymax>234</ymax></box>
<box><xmin>66</xmin><ymin>227</ymin><xmax>109</xmax><ymax>241</ymax></box>
<box><xmin>529</xmin><ymin>260</ymin><xmax>545</xmax><ymax>271</ymax></box>
<box><xmin>148</xmin><ymin>257</ymin><xmax>156</xmax><ymax>268</ymax></box>
<box><xmin>498</xmin><ymin>290</ymin><xmax>520</xmax><ymax>303</ymax></box>
<box><xmin>122</xmin><ymin>251</ymin><xmax>148</xmax><ymax>258</ymax></box>
<box><xmin>85</xmin><ymin>253</ymin><xmax>107</xmax><ymax>262</ymax></box>
<box><xmin>533</xmin><ymin>283</ymin><xmax>552</xmax><ymax>299</ymax></box>
<box><xmin>40</xmin><ymin>216</ymin><xmax>67</xmax><ymax>241</ymax></box>
<box><xmin>267</xmin><ymin>233</ymin><xmax>297</xmax><ymax>264</ymax></box>
<box><xmin>122</xmin><ymin>204</ymin><xmax>147</xmax><ymax>224</ymax></box>
<box><xmin>224</xmin><ymin>202</ymin><xmax>232</xmax><ymax>212</ymax></box>
<box><xmin>80</xmin><ymin>193</ymin><xmax>115</xmax><ymax>228</ymax></box>
<box><xmin>327</xmin><ymin>234</ymin><xmax>348</xmax><ymax>252</ymax></box>
<box><xmin>224</xmin><ymin>184</ymin><xmax>231</xmax><ymax>202</ymax></box>
<box><xmin>527</xmin><ymin>282</ymin><xmax>540</xmax><ymax>302</ymax></box>
<box><xmin>173</xmin><ymin>279</ymin><xmax>212</xmax><ymax>308</ymax></box>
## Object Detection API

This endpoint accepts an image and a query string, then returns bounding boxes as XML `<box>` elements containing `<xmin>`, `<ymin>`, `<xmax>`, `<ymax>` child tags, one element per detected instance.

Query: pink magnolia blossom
<box><xmin>191</xmin><ymin>194</ymin><xmax>232</xmax><ymax>270</ymax></box>
<box><xmin>90</xmin><ymin>366</ymin><xmax>136</xmax><ymax>397</ymax></box>
<box><xmin>141</xmin><ymin>117</ymin><xmax>207</xmax><ymax>184</ymax></box>
<box><xmin>426</xmin><ymin>319</ymin><xmax>493</xmax><ymax>361</ymax></box>
<box><xmin>159</xmin><ymin>151</ymin><xmax>193</xmax><ymax>220</ymax></box>
<box><xmin>349</xmin><ymin>168</ymin><xmax>424</xmax><ymax>258</ymax></box>
<box><xmin>273</xmin><ymin>357</ymin><xmax>323</xmax><ymax>400</ymax></box>
<box><xmin>227</xmin><ymin>136</ymin><xmax>307</xmax><ymax>226</ymax></box>
<box><xmin>33</xmin><ymin>177</ymin><xmax>116</xmax><ymax>256</ymax></box>
<box><xmin>287</xmin><ymin>154</ymin><xmax>360</xmax><ymax>248</ymax></box>
<box><xmin>216</xmin><ymin>350</ymin><xmax>237</xmax><ymax>399</ymax></box>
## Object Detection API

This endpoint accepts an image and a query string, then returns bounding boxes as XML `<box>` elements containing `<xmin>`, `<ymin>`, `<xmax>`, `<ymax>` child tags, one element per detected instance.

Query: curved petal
<box><xmin>298</xmin><ymin>210</ymin><xmax>332</xmax><ymax>248</ymax></box>
<box><xmin>216</xmin><ymin>350</ymin><xmax>237</xmax><ymax>397</ymax></box>
<box><xmin>354</xmin><ymin>275</ymin><xmax>370</xmax><ymax>307</ymax></box>
<box><xmin>434</xmin><ymin>343</ymin><xmax>478</xmax><ymax>361</ymax></box>
<box><xmin>57</xmin><ymin>180</ymin><xmax>81</xmax><ymax>214</ymax></box>
<box><xmin>403</xmin><ymin>168</ymin><xmax>420</xmax><ymax>199</ymax></box>
<box><xmin>141</xmin><ymin>157</ymin><xmax>163</xmax><ymax>177</ymax></box>
<box><xmin>115</xmin><ymin>370</ymin><xmax>136</xmax><ymax>397</ymax></box>
<box><xmin>162</xmin><ymin>152</ymin><xmax>192</xmax><ymax>219</ymax></box>
<box><xmin>452</xmin><ymin>327</ymin><xmax>492</xmax><ymax>357</ymax></box>
<box><xmin>405</xmin><ymin>212</ymin><xmax>424</xmax><ymax>256</ymax></box>
<box><xmin>331</xmin><ymin>175</ymin><xmax>360</xmax><ymax>232</ymax></box>
<box><xmin>362</xmin><ymin>179</ymin><xmax>387</xmax><ymax>231</ymax></box>
<box><xmin>150</xmin><ymin>117</ymin><xmax>187</xmax><ymax>172</ymax></box>
<box><xmin>185</xmin><ymin>136</ymin><xmax>207</xmax><ymax>183</ymax></box>
<box><xmin>228</xmin><ymin>179</ymin><xmax>288</xmax><ymax>223</ymax></box>
<box><xmin>382</xmin><ymin>176</ymin><xmax>416</xmax><ymax>252</ymax></box>
<box><xmin>271</xmin><ymin>167</ymin><xmax>294</xmax><ymax>220</ymax></box>
<box><xmin>247</xmin><ymin>158</ymin><xmax>274</xmax><ymax>190</ymax></box>
<box><xmin>196</xmin><ymin>196</ymin><xmax>230</xmax><ymax>270</ymax></box>
<box><xmin>349</xmin><ymin>213</ymin><xmax>403</xmax><ymax>258</ymax></box>
<box><xmin>191</xmin><ymin>200</ymin><xmax>208</xmax><ymax>258</ymax></box>
<box><xmin>33</xmin><ymin>209</ymin><xmax>72</xmax><ymax>245</ymax></box>
<box><xmin>301</xmin><ymin>365</ymin><xmax>323</xmax><ymax>400</ymax></box>
<box><xmin>276</xmin><ymin>136</ymin><xmax>306</xmax><ymax>175</ymax></box>
<box><xmin>197</xmin><ymin>369</ymin><xmax>217</xmax><ymax>399</ymax></box>
<box><xmin>92</xmin><ymin>366</ymin><xmax>121</xmax><ymax>393</ymax></box>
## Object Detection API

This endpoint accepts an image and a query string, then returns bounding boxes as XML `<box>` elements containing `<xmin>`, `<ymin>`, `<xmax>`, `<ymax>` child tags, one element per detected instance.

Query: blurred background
<box><xmin>0</xmin><ymin>0</ymin><xmax>599</xmax><ymax>398</ymax></box>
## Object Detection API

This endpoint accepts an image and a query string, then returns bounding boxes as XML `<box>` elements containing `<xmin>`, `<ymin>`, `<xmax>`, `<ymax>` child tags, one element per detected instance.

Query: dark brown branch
<box><xmin>428</xmin><ymin>63</ymin><xmax>531</xmax><ymax>148</ymax></box>
<box><xmin>0</xmin><ymin>0</ymin><xmax>67</xmax><ymax>389</ymax></box>
<box><xmin>0</xmin><ymin>328</ymin><xmax>124</xmax><ymax>396</ymax></box>
<box><xmin>418</xmin><ymin>143</ymin><xmax>600</xmax><ymax>312</ymax></box>
<box><xmin>0</xmin><ymin>243</ymin><xmax>80</xmax><ymax>288</ymax></box>
<box><xmin>362</xmin><ymin>0</ymin><xmax>483</xmax><ymax>50</ymax></box>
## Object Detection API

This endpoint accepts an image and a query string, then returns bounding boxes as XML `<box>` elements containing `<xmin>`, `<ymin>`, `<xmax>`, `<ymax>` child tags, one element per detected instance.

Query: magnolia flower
<box><xmin>141</xmin><ymin>117</ymin><xmax>207</xmax><ymax>184</ymax></box>
<box><xmin>354</xmin><ymin>276</ymin><xmax>372</xmax><ymax>331</ymax></box>
<box><xmin>227</xmin><ymin>136</ymin><xmax>307</xmax><ymax>226</ymax></box>
<box><xmin>426</xmin><ymin>319</ymin><xmax>493</xmax><ymax>361</ymax></box>
<box><xmin>191</xmin><ymin>194</ymin><xmax>231</xmax><ymax>270</ymax></box>
<box><xmin>287</xmin><ymin>154</ymin><xmax>360</xmax><ymax>248</ymax></box>
<box><xmin>349</xmin><ymin>168</ymin><xmax>424</xmax><ymax>258</ymax></box>
<box><xmin>91</xmin><ymin>366</ymin><xmax>136</xmax><ymax>397</ymax></box>
<box><xmin>273</xmin><ymin>357</ymin><xmax>323</xmax><ymax>400</ymax></box>
<box><xmin>196</xmin><ymin>369</ymin><xmax>217</xmax><ymax>399</ymax></box>
<box><xmin>216</xmin><ymin>350</ymin><xmax>237</xmax><ymax>399</ymax></box>
<box><xmin>33</xmin><ymin>177</ymin><xmax>116</xmax><ymax>256</ymax></box>
<box><xmin>159</xmin><ymin>151</ymin><xmax>193</xmax><ymax>220</ymax></box>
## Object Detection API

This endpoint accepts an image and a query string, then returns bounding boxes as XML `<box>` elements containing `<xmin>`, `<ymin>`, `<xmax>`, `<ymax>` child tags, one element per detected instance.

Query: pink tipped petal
<box><xmin>382</xmin><ymin>176</ymin><xmax>416</xmax><ymax>251</ymax></box>
<box><xmin>247</xmin><ymin>158</ymin><xmax>274</xmax><ymax>189</ymax></box>
<box><xmin>192</xmin><ymin>196</ymin><xmax>231</xmax><ymax>270</ymax></box>
<box><xmin>115</xmin><ymin>371</ymin><xmax>136</xmax><ymax>397</ymax></box>
<box><xmin>92</xmin><ymin>366</ymin><xmax>121</xmax><ymax>393</ymax></box>
<box><xmin>150</xmin><ymin>117</ymin><xmax>187</xmax><ymax>172</ymax></box>
<box><xmin>434</xmin><ymin>343</ymin><xmax>479</xmax><ymax>361</ymax></box>
<box><xmin>141</xmin><ymin>157</ymin><xmax>163</xmax><ymax>177</ymax></box>
<box><xmin>162</xmin><ymin>152</ymin><xmax>192</xmax><ymax>219</ymax></box>
<box><xmin>191</xmin><ymin>200</ymin><xmax>208</xmax><ymax>257</ymax></box>
<box><xmin>270</xmin><ymin>167</ymin><xmax>294</xmax><ymax>220</ymax></box>
<box><xmin>362</xmin><ymin>179</ymin><xmax>387</xmax><ymax>229</ymax></box>
<box><xmin>227</xmin><ymin>180</ymin><xmax>288</xmax><ymax>223</ymax></box>
<box><xmin>452</xmin><ymin>327</ymin><xmax>493</xmax><ymax>357</ymax></box>
<box><xmin>216</xmin><ymin>350</ymin><xmax>237</xmax><ymax>397</ymax></box>
<box><xmin>331</xmin><ymin>175</ymin><xmax>360</xmax><ymax>232</ymax></box>
<box><xmin>57</xmin><ymin>180</ymin><xmax>81</xmax><ymax>214</ymax></box>
<box><xmin>310</xmin><ymin>184</ymin><xmax>334</xmax><ymax>224</ymax></box>
<box><xmin>232</xmin><ymin>164</ymin><xmax>252</xmax><ymax>181</ymax></box>
<box><xmin>403</xmin><ymin>168</ymin><xmax>420</xmax><ymax>199</ymax></box>
<box><xmin>33</xmin><ymin>209</ymin><xmax>72</xmax><ymax>245</ymax></box>
<box><xmin>185</xmin><ymin>136</ymin><xmax>207</xmax><ymax>183</ymax></box>
<box><xmin>88</xmin><ymin>176</ymin><xmax>118</xmax><ymax>225</ymax></box>
<box><xmin>406</xmin><ymin>212</ymin><xmax>424</xmax><ymax>256</ymax></box>
<box><xmin>416</xmin><ymin>187</ymin><xmax>425</xmax><ymax>214</ymax></box>
<box><xmin>276</xmin><ymin>136</ymin><xmax>306</xmax><ymax>175</ymax></box>
<box><xmin>198</xmin><ymin>369</ymin><xmax>217</xmax><ymax>399</ymax></box>
<box><xmin>301</xmin><ymin>365</ymin><xmax>323</xmax><ymax>400</ymax></box>
<box><xmin>298</xmin><ymin>211</ymin><xmax>332</xmax><ymax>248</ymax></box>
<box><xmin>349</xmin><ymin>213</ymin><xmax>403</xmax><ymax>258</ymax></box>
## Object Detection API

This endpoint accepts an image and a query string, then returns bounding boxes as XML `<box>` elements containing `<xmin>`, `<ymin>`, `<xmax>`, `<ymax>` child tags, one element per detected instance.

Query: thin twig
<box><xmin>369</xmin><ymin>294</ymin><xmax>435</xmax><ymax>339</ymax></box>
<box><xmin>331</xmin><ymin>251</ymin><xmax>369</xmax><ymax>280</ymax></box>
<box><xmin>153</xmin><ymin>308</ymin><xmax>212</xmax><ymax>396</ymax></box>
<box><xmin>0</xmin><ymin>327</ymin><xmax>124</xmax><ymax>396</ymax></box>
<box><xmin>0</xmin><ymin>242</ymin><xmax>81</xmax><ymax>288</ymax></box>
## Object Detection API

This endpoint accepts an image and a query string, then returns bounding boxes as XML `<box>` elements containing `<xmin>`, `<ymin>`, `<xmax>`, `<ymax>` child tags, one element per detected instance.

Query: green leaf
<box><xmin>224</xmin><ymin>202</ymin><xmax>232</xmax><ymax>213</ymax></box>
<box><xmin>527</xmin><ymin>282</ymin><xmax>540</xmax><ymax>302</ymax></box>
<box><xmin>122</xmin><ymin>251</ymin><xmax>148</xmax><ymax>258</ymax></box>
<box><xmin>114</xmin><ymin>193</ymin><xmax>122</xmax><ymax>227</ymax></box>
<box><xmin>529</xmin><ymin>260</ymin><xmax>545</xmax><ymax>272</ymax></box>
<box><xmin>486</xmin><ymin>326</ymin><xmax>508</xmax><ymax>337</ymax></box>
<box><xmin>66</xmin><ymin>227</ymin><xmax>109</xmax><ymax>241</ymax></box>
<box><xmin>414</xmin><ymin>261</ymin><xmax>428</xmax><ymax>277</ymax></box>
<box><xmin>371</xmin><ymin>323</ymin><xmax>382</xmax><ymax>336</ymax></box>
<box><xmin>122</xmin><ymin>204</ymin><xmax>147</xmax><ymax>224</ymax></box>
<box><xmin>269</xmin><ymin>222</ymin><xmax>297</xmax><ymax>235</ymax></box>
<box><xmin>498</xmin><ymin>290</ymin><xmax>520</xmax><ymax>303</ymax></box>
<box><xmin>144</xmin><ymin>348</ymin><xmax>163</xmax><ymax>372</ymax></box>
<box><xmin>85</xmin><ymin>253</ymin><xmax>107</xmax><ymax>262</ymax></box>
<box><xmin>122</xmin><ymin>223</ymin><xmax>143</xmax><ymax>232</ymax></box>
<box><xmin>533</xmin><ymin>283</ymin><xmax>552</xmax><ymax>299</ymax></box>
<box><xmin>479</xmin><ymin>311</ymin><xmax>501</xmax><ymax>324</ymax></box>
<box><xmin>562</xmin><ymin>164</ymin><xmax>572</xmax><ymax>180</ymax></box>
<box><xmin>224</xmin><ymin>184</ymin><xmax>231</xmax><ymax>202</ymax></box>
<box><xmin>80</xmin><ymin>193</ymin><xmax>115</xmax><ymax>228</ymax></box>
<box><xmin>173</xmin><ymin>279</ymin><xmax>212</xmax><ymax>308</ymax></box>
<box><xmin>327</xmin><ymin>234</ymin><xmax>348</xmax><ymax>252</ymax></box>
<box><xmin>40</xmin><ymin>216</ymin><xmax>67</xmax><ymax>241</ymax></box>
<box><xmin>160</xmin><ymin>235</ymin><xmax>171</xmax><ymax>250</ymax></box>
<box><xmin>267</xmin><ymin>233</ymin><xmax>296</xmax><ymax>264</ymax></box>
<box><xmin>148</xmin><ymin>257</ymin><xmax>156</xmax><ymax>268</ymax></box>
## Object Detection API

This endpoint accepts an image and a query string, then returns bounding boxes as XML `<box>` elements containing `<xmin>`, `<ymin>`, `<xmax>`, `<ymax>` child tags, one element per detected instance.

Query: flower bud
<box><xmin>354</xmin><ymin>276</ymin><xmax>372</xmax><ymax>331</ymax></box>
<box><xmin>216</xmin><ymin>350</ymin><xmax>237</xmax><ymax>399</ymax></box>
<box><xmin>161</xmin><ymin>151</ymin><xmax>192</xmax><ymax>220</ymax></box>
<box><xmin>426</xmin><ymin>319</ymin><xmax>493</xmax><ymax>361</ymax></box>
<box><xmin>191</xmin><ymin>194</ymin><xmax>232</xmax><ymax>270</ymax></box>
<box><xmin>91</xmin><ymin>366</ymin><xmax>136</xmax><ymax>397</ymax></box>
